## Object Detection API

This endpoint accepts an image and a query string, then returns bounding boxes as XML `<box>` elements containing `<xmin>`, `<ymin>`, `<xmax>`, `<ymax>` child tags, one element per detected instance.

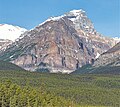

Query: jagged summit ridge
<box><xmin>37</xmin><ymin>9</ymin><xmax>94</xmax><ymax>34</ymax></box>
<box><xmin>65</xmin><ymin>9</ymin><xmax>94</xmax><ymax>34</ymax></box>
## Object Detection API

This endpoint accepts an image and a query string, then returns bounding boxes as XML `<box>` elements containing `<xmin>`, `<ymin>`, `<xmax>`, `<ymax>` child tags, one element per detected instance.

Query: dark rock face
<box><xmin>0</xmin><ymin>10</ymin><xmax>118</xmax><ymax>73</ymax></box>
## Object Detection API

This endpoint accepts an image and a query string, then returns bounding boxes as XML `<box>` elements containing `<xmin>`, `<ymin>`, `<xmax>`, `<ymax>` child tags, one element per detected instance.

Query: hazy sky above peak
<box><xmin>0</xmin><ymin>0</ymin><xmax>119</xmax><ymax>37</ymax></box>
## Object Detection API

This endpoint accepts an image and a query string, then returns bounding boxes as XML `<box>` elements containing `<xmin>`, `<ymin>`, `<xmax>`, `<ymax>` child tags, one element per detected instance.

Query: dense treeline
<box><xmin>0</xmin><ymin>70</ymin><xmax>120</xmax><ymax>107</ymax></box>
<box><xmin>0</xmin><ymin>80</ymin><xmax>75</xmax><ymax>107</ymax></box>
<box><xmin>0</xmin><ymin>60</ymin><xmax>25</xmax><ymax>71</ymax></box>
<box><xmin>74</xmin><ymin>64</ymin><xmax>120</xmax><ymax>74</ymax></box>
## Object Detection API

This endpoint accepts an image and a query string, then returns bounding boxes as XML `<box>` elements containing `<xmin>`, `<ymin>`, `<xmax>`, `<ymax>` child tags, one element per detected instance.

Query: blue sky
<box><xmin>0</xmin><ymin>0</ymin><xmax>119</xmax><ymax>37</ymax></box>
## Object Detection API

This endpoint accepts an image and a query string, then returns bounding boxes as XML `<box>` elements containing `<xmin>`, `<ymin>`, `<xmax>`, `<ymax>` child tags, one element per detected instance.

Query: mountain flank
<box><xmin>0</xmin><ymin>10</ymin><xmax>119</xmax><ymax>73</ymax></box>
<box><xmin>0</xmin><ymin>60</ymin><xmax>25</xmax><ymax>71</ymax></box>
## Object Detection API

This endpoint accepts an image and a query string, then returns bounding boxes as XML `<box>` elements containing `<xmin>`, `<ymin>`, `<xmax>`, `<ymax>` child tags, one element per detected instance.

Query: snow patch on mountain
<box><xmin>95</xmin><ymin>52</ymin><xmax>100</xmax><ymax>59</ymax></box>
<box><xmin>113</xmin><ymin>37</ymin><xmax>120</xmax><ymax>42</ymax></box>
<box><xmin>37</xmin><ymin>9</ymin><xmax>94</xmax><ymax>35</ymax></box>
<box><xmin>69</xmin><ymin>9</ymin><xmax>85</xmax><ymax>16</ymax></box>
<box><xmin>0</xmin><ymin>24</ymin><xmax>27</xmax><ymax>41</ymax></box>
<box><xmin>38</xmin><ymin>15</ymin><xmax>65</xmax><ymax>27</ymax></box>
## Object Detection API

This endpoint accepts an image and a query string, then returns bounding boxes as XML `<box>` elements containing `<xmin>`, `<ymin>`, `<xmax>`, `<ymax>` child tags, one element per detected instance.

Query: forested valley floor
<box><xmin>0</xmin><ymin>70</ymin><xmax>120</xmax><ymax>107</ymax></box>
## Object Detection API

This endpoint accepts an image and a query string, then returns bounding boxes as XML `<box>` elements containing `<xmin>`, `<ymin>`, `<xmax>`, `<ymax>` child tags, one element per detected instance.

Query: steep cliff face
<box><xmin>0</xmin><ymin>10</ymin><xmax>118</xmax><ymax>73</ymax></box>
<box><xmin>74</xmin><ymin>42</ymin><xmax>120</xmax><ymax>74</ymax></box>
<box><xmin>65</xmin><ymin>10</ymin><xmax>117</xmax><ymax>56</ymax></box>
<box><xmin>93</xmin><ymin>42</ymin><xmax>120</xmax><ymax>67</ymax></box>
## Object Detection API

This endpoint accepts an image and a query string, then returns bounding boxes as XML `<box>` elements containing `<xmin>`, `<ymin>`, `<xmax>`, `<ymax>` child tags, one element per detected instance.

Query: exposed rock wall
<box><xmin>0</xmin><ymin>10</ymin><xmax>118</xmax><ymax>73</ymax></box>
<box><xmin>93</xmin><ymin>42</ymin><xmax>120</xmax><ymax>67</ymax></box>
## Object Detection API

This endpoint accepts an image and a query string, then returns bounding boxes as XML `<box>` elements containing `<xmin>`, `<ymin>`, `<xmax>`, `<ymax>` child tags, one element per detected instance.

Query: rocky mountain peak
<box><xmin>65</xmin><ymin>9</ymin><xmax>86</xmax><ymax>19</ymax></box>
<box><xmin>65</xmin><ymin>9</ymin><xmax>94</xmax><ymax>34</ymax></box>
<box><xmin>38</xmin><ymin>9</ymin><xmax>94</xmax><ymax>35</ymax></box>
<box><xmin>0</xmin><ymin>18</ymin><xmax>95</xmax><ymax>73</ymax></box>
<box><xmin>0</xmin><ymin>10</ymin><xmax>119</xmax><ymax>73</ymax></box>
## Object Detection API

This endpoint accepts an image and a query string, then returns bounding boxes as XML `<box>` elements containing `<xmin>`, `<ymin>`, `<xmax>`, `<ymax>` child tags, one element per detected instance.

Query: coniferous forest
<box><xmin>0</xmin><ymin>0</ymin><xmax>119</xmax><ymax>107</ymax></box>
<box><xmin>0</xmin><ymin>70</ymin><xmax>120</xmax><ymax>107</ymax></box>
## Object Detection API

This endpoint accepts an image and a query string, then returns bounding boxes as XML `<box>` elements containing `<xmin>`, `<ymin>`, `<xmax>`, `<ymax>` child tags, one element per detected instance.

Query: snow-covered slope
<box><xmin>0</xmin><ymin>24</ymin><xmax>27</xmax><ymax>41</ymax></box>
<box><xmin>113</xmin><ymin>37</ymin><xmax>120</xmax><ymax>43</ymax></box>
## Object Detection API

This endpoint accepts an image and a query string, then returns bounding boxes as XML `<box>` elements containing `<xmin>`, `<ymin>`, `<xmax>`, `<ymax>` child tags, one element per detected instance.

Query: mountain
<box><xmin>0</xmin><ymin>24</ymin><xmax>27</xmax><ymax>41</ymax></box>
<box><xmin>74</xmin><ymin>42</ymin><xmax>120</xmax><ymax>74</ymax></box>
<box><xmin>0</xmin><ymin>10</ymin><xmax>118</xmax><ymax>73</ymax></box>
<box><xmin>0</xmin><ymin>39</ymin><xmax>12</xmax><ymax>52</ymax></box>
<box><xmin>113</xmin><ymin>37</ymin><xmax>120</xmax><ymax>43</ymax></box>
<box><xmin>93</xmin><ymin>42</ymin><xmax>120</xmax><ymax>67</ymax></box>
<box><xmin>0</xmin><ymin>60</ymin><xmax>25</xmax><ymax>71</ymax></box>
